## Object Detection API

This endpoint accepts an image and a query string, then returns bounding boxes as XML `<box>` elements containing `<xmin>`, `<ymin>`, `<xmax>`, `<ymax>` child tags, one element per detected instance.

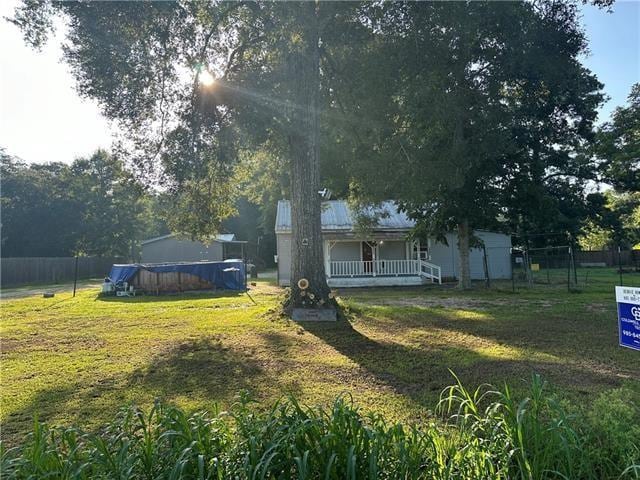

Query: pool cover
<box><xmin>108</xmin><ymin>261</ymin><xmax>246</xmax><ymax>290</ymax></box>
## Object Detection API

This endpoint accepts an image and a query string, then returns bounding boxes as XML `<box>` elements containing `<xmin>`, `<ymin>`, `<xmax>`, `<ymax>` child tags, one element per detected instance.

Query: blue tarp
<box><xmin>108</xmin><ymin>261</ymin><xmax>246</xmax><ymax>290</ymax></box>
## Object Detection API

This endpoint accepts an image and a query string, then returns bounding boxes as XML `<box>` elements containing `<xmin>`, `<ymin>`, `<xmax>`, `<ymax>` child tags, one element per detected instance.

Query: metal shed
<box><xmin>141</xmin><ymin>234</ymin><xmax>247</xmax><ymax>264</ymax></box>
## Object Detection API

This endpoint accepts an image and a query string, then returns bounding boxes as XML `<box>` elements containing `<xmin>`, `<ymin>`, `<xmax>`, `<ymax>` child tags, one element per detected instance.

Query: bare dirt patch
<box><xmin>586</xmin><ymin>302</ymin><xmax>610</xmax><ymax>313</ymax></box>
<box><xmin>249</xmin><ymin>283</ymin><xmax>284</xmax><ymax>296</ymax></box>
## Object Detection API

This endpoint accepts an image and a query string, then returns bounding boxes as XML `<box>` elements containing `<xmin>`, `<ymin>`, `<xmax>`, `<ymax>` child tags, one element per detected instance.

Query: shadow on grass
<box><xmin>124</xmin><ymin>336</ymin><xmax>270</xmax><ymax>399</ymax></box>
<box><xmin>2</xmin><ymin>336</ymin><xmax>290</xmax><ymax>447</ymax></box>
<box><xmin>373</xmin><ymin>304</ymin><xmax>639</xmax><ymax>380</ymax></box>
<box><xmin>300</xmin><ymin>316</ymin><xmax>627</xmax><ymax>409</ymax></box>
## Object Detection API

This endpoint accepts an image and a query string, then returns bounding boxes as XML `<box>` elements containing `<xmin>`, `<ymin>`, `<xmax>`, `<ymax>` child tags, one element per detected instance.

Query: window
<box><xmin>413</xmin><ymin>241</ymin><xmax>430</xmax><ymax>260</ymax></box>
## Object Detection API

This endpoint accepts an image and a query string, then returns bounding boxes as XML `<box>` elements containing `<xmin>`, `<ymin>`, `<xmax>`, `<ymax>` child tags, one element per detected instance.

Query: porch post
<box><xmin>411</xmin><ymin>240</ymin><xmax>419</xmax><ymax>274</ymax></box>
<box><xmin>373</xmin><ymin>241</ymin><xmax>377</xmax><ymax>277</ymax></box>
<box><xmin>324</xmin><ymin>241</ymin><xmax>331</xmax><ymax>278</ymax></box>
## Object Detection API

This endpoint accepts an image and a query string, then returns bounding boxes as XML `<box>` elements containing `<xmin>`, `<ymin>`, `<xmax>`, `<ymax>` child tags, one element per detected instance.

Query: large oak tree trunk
<box><xmin>286</xmin><ymin>2</ymin><xmax>332</xmax><ymax>311</ymax></box>
<box><xmin>457</xmin><ymin>218</ymin><xmax>472</xmax><ymax>289</ymax></box>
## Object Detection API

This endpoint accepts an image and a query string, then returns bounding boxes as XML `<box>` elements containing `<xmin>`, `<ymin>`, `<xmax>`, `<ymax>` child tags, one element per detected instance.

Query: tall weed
<box><xmin>2</xmin><ymin>376</ymin><xmax>637</xmax><ymax>479</ymax></box>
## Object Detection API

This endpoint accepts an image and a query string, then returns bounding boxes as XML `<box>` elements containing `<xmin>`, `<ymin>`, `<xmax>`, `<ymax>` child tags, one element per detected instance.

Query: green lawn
<box><xmin>2</xmin><ymin>270</ymin><xmax>639</xmax><ymax>445</ymax></box>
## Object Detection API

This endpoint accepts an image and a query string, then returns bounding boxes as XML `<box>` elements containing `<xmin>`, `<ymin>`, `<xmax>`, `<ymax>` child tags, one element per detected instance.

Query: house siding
<box><xmin>427</xmin><ymin>238</ymin><xmax>457</xmax><ymax>279</ymax></box>
<box><xmin>477</xmin><ymin>231</ymin><xmax>512</xmax><ymax>279</ymax></box>
<box><xmin>429</xmin><ymin>231</ymin><xmax>512</xmax><ymax>281</ymax></box>
<box><xmin>276</xmin><ymin>233</ymin><xmax>292</xmax><ymax>286</ymax></box>
<box><xmin>378</xmin><ymin>240</ymin><xmax>406</xmax><ymax>260</ymax></box>
<box><xmin>330</xmin><ymin>242</ymin><xmax>361</xmax><ymax>261</ymax></box>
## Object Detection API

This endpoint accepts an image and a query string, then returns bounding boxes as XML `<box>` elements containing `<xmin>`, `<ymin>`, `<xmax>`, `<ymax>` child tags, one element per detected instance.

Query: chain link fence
<box><xmin>482</xmin><ymin>247</ymin><xmax>640</xmax><ymax>291</ymax></box>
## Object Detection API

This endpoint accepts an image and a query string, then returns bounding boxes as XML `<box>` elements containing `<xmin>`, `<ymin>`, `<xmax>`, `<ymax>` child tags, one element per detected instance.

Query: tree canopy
<box><xmin>323</xmin><ymin>1</ymin><xmax>606</xmax><ymax>285</ymax></box>
<box><xmin>593</xmin><ymin>83</ymin><xmax>640</xmax><ymax>193</ymax></box>
<box><xmin>0</xmin><ymin>149</ymin><xmax>167</xmax><ymax>258</ymax></box>
<box><xmin>580</xmin><ymin>83</ymin><xmax>640</xmax><ymax>250</ymax></box>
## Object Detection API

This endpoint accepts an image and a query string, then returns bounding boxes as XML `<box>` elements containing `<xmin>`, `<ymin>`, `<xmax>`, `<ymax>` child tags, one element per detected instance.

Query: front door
<box><xmin>362</xmin><ymin>242</ymin><xmax>374</xmax><ymax>273</ymax></box>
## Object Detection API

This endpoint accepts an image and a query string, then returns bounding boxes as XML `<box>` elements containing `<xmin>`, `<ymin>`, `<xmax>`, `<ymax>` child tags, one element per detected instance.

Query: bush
<box><xmin>1</xmin><ymin>376</ymin><xmax>638</xmax><ymax>479</ymax></box>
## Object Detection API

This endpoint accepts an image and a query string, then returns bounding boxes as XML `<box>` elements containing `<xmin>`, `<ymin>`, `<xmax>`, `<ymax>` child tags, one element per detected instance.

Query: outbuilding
<box><xmin>141</xmin><ymin>233</ymin><xmax>246</xmax><ymax>264</ymax></box>
<box><xmin>275</xmin><ymin>200</ymin><xmax>512</xmax><ymax>287</ymax></box>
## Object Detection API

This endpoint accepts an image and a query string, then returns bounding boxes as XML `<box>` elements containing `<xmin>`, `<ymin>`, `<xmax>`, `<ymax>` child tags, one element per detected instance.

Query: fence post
<box><xmin>73</xmin><ymin>255</ymin><xmax>79</xmax><ymax>297</ymax></box>
<box><xmin>567</xmin><ymin>246</ymin><xmax>571</xmax><ymax>292</ymax></box>
<box><xmin>510</xmin><ymin>249</ymin><xmax>516</xmax><ymax>292</ymax></box>
<box><xmin>570</xmin><ymin>240</ymin><xmax>578</xmax><ymax>286</ymax></box>
<box><xmin>482</xmin><ymin>244</ymin><xmax>490</xmax><ymax>288</ymax></box>
<box><xmin>546</xmin><ymin>249</ymin><xmax>550</xmax><ymax>284</ymax></box>
<box><xmin>618</xmin><ymin>246</ymin><xmax>623</xmax><ymax>286</ymax></box>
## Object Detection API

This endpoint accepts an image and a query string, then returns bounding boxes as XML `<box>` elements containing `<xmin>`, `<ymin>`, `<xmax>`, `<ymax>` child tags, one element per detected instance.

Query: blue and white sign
<box><xmin>616</xmin><ymin>286</ymin><xmax>640</xmax><ymax>351</ymax></box>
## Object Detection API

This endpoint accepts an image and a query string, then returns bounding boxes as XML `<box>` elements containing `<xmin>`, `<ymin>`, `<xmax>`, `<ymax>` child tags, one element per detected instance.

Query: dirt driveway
<box><xmin>0</xmin><ymin>279</ymin><xmax>102</xmax><ymax>300</ymax></box>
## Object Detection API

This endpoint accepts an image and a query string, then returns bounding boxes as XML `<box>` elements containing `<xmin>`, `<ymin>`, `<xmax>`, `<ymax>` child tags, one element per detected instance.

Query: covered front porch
<box><xmin>324</xmin><ymin>238</ymin><xmax>441</xmax><ymax>287</ymax></box>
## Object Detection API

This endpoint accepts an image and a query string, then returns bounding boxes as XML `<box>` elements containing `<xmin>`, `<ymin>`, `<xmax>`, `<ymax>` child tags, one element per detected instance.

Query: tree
<box><xmin>580</xmin><ymin>191</ymin><xmax>640</xmax><ymax>250</ymax></box>
<box><xmin>335</xmin><ymin>1</ymin><xmax>605</xmax><ymax>287</ymax></box>
<box><xmin>12</xmin><ymin>1</ymin><xmax>246</xmax><ymax>239</ymax></box>
<box><xmin>12</xmin><ymin>1</ymin><xmax>378</xmax><ymax>309</ymax></box>
<box><xmin>282</xmin><ymin>3</ymin><xmax>329</xmax><ymax>307</ymax></box>
<box><xmin>1</xmin><ymin>150</ymin><xmax>81</xmax><ymax>256</ymax></box>
<box><xmin>593</xmin><ymin>83</ymin><xmax>640</xmax><ymax>193</ymax></box>
<box><xmin>68</xmin><ymin>150</ymin><xmax>148</xmax><ymax>257</ymax></box>
<box><xmin>579</xmin><ymin>221</ymin><xmax>614</xmax><ymax>251</ymax></box>
<box><xmin>577</xmin><ymin>84</ymin><xmax>640</xmax><ymax>251</ymax></box>
<box><xmin>0</xmin><ymin>148</ymin><xmax>161</xmax><ymax>258</ymax></box>
<box><xmin>197</xmin><ymin>2</ymin><xmax>371</xmax><ymax>308</ymax></box>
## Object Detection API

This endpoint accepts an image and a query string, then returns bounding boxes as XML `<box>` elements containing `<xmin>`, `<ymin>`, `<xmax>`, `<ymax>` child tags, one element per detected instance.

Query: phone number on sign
<box><xmin>622</xmin><ymin>331</ymin><xmax>640</xmax><ymax>340</ymax></box>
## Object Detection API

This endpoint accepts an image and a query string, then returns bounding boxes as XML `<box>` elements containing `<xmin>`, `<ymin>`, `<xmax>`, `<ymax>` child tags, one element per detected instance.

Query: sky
<box><xmin>580</xmin><ymin>1</ymin><xmax>639</xmax><ymax>119</ymax></box>
<box><xmin>0</xmin><ymin>1</ymin><xmax>638</xmax><ymax>165</ymax></box>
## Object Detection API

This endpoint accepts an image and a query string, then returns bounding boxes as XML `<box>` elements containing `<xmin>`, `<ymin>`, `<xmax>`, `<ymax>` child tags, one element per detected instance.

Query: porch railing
<box><xmin>328</xmin><ymin>259</ymin><xmax>442</xmax><ymax>284</ymax></box>
<box><xmin>330</xmin><ymin>259</ymin><xmax>418</xmax><ymax>277</ymax></box>
<box><xmin>419</xmin><ymin>260</ymin><xmax>442</xmax><ymax>284</ymax></box>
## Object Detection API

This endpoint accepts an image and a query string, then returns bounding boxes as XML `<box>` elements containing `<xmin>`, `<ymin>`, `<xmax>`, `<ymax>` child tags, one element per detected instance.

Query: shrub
<box><xmin>1</xmin><ymin>376</ymin><xmax>638</xmax><ymax>479</ymax></box>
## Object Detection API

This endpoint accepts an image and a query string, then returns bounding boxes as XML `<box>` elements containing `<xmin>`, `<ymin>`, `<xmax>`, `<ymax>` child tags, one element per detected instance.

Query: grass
<box><xmin>1</xmin><ymin>269</ymin><xmax>639</xmax><ymax>450</ymax></box>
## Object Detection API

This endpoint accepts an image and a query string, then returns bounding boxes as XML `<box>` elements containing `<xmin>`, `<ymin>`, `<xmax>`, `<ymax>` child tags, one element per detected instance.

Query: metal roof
<box><xmin>216</xmin><ymin>233</ymin><xmax>236</xmax><ymax>242</ymax></box>
<box><xmin>275</xmin><ymin>200</ymin><xmax>415</xmax><ymax>233</ymax></box>
<box><xmin>141</xmin><ymin>233</ymin><xmax>237</xmax><ymax>245</ymax></box>
<box><xmin>140</xmin><ymin>233</ymin><xmax>175</xmax><ymax>245</ymax></box>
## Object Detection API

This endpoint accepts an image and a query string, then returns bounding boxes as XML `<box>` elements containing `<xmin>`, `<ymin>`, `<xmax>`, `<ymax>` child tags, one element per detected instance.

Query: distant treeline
<box><xmin>0</xmin><ymin>149</ymin><xmax>168</xmax><ymax>259</ymax></box>
<box><xmin>0</xmin><ymin>149</ymin><xmax>275</xmax><ymax>264</ymax></box>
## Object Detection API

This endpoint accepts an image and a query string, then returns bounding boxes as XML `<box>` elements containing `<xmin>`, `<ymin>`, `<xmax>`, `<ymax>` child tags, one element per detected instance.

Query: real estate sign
<box><xmin>616</xmin><ymin>286</ymin><xmax>640</xmax><ymax>351</ymax></box>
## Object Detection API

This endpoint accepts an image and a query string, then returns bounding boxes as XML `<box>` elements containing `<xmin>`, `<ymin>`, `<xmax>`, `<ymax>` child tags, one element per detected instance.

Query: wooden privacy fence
<box><xmin>574</xmin><ymin>249</ymin><xmax>639</xmax><ymax>268</ymax></box>
<box><xmin>0</xmin><ymin>257</ymin><xmax>124</xmax><ymax>288</ymax></box>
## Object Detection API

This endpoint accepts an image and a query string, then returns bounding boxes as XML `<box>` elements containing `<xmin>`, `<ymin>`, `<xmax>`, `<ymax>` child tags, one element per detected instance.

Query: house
<box><xmin>141</xmin><ymin>233</ymin><xmax>247</xmax><ymax>264</ymax></box>
<box><xmin>275</xmin><ymin>200</ymin><xmax>512</xmax><ymax>287</ymax></box>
